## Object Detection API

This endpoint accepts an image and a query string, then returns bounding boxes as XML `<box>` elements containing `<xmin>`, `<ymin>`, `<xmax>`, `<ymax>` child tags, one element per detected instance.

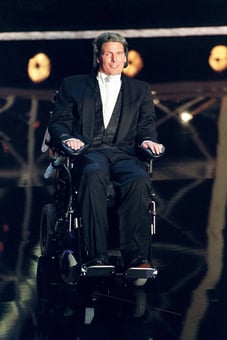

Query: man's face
<box><xmin>97</xmin><ymin>42</ymin><xmax>127</xmax><ymax>75</ymax></box>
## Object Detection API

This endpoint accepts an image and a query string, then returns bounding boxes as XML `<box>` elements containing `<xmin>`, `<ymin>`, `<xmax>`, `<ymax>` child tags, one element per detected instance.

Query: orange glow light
<box><xmin>123</xmin><ymin>50</ymin><xmax>144</xmax><ymax>77</ymax></box>
<box><xmin>208</xmin><ymin>45</ymin><xmax>227</xmax><ymax>72</ymax></box>
<box><xmin>27</xmin><ymin>52</ymin><xmax>51</xmax><ymax>83</ymax></box>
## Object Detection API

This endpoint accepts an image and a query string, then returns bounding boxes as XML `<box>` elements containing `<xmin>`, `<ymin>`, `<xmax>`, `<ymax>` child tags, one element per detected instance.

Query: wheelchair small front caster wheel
<box><xmin>59</xmin><ymin>249</ymin><xmax>81</xmax><ymax>285</ymax></box>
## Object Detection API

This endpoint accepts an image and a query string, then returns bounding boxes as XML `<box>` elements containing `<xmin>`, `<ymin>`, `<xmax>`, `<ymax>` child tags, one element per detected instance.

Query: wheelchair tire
<box><xmin>36</xmin><ymin>255</ymin><xmax>60</xmax><ymax>300</ymax></box>
<box><xmin>59</xmin><ymin>249</ymin><xmax>81</xmax><ymax>285</ymax></box>
<box><xmin>40</xmin><ymin>203</ymin><xmax>57</xmax><ymax>258</ymax></box>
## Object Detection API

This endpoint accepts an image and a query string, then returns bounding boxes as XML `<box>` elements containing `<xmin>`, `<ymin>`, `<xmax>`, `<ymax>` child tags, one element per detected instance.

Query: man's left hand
<box><xmin>141</xmin><ymin>141</ymin><xmax>163</xmax><ymax>154</ymax></box>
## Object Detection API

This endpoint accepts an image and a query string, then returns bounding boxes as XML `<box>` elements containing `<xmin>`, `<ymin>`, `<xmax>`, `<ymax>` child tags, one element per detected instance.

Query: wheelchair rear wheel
<box><xmin>40</xmin><ymin>203</ymin><xmax>58</xmax><ymax>257</ymax></box>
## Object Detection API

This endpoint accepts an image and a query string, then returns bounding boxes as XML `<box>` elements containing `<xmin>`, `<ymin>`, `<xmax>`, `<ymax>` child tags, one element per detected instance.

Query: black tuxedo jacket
<box><xmin>49</xmin><ymin>72</ymin><xmax>158</xmax><ymax>154</ymax></box>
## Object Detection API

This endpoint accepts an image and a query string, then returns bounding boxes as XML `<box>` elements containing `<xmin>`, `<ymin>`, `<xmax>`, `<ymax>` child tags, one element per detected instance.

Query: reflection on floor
<box><xmin>0</xmin><ymin>181</ymin><xmax>226</xmax><ymax>340</ymax></box>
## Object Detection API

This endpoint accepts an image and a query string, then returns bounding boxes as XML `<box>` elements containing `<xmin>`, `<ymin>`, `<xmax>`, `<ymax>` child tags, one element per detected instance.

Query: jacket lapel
<box><xmin>115</xmin><ymin>76</ymin><xmax>134</xmax><ymax>143</ymax></box>
<box><xmin>82</xmin><ymin>73</ymin><xmax>97</xmax><ymax>141</ymax></box>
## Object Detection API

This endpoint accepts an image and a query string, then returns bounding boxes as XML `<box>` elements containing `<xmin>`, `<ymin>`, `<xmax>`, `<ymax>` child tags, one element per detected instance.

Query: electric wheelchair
<box><xmin>38</xmin><ymin>138</ymin><xmax>165</xmax><ymax>289</ymax></box>
<box><xmin>36</xmin><ymin>136</ymin><xmax>165</xmax><ymax>339</ymax></box>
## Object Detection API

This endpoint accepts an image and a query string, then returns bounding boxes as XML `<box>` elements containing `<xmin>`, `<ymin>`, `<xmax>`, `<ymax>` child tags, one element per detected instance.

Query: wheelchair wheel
<box><xmin>59</xmin><ymin>249</ymin><xmax>81</xmax><ymax>285</ymax></box>
<box><xmin>36</xmin><ymin>255</ymin><xmax>60</xmax><ymax>301</ymax></box>
<box><xmin>40</xmin><ymin>203</ymin><xmax>57</xmax><ymax>257</ymax></box>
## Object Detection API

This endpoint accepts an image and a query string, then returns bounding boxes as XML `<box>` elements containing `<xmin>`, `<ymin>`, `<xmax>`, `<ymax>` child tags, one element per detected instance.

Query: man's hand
<box><xmin>141</xmin><ymin>141</ymin><xmax>164</xmax><ymax>154</ymax></box>
<box><xmin>63</xmin><ymin>138</ymin><xmax>85</xmax><ymax>151</ymax></box>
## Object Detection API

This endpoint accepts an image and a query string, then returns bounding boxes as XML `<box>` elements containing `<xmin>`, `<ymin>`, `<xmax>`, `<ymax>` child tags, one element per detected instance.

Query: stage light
<box><xmin>123</xmin><ymin>49</ymin><xmax>144</xmax><ymax>77</ymax></box>
<box><xmin>153</xmin><ymin>98</ymin><xmax>160</xmax><ymax>105</ymax></box>
<box><xmin>180</xmin><ymin>111</ymin><xmax>193</xmax><ymax>123</ymax></box>
<box><xmin>208</xmin><ymin>45</ymin><xmax>227</xmax><ymax>72</ymax></box>
<box><xmin>27</xmin><ymin>52</ymin><xmax>51</xmax><ymax>83</ymax></box>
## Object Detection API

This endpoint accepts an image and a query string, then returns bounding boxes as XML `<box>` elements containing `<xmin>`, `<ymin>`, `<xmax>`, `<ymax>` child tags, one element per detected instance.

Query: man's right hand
<box><xmin>63</xmin><ymin>138</ymin><xmax>85</xmax><ymax>151</ymax></box>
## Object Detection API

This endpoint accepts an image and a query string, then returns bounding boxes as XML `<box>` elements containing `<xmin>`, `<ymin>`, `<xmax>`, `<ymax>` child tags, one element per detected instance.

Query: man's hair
<box><xmin>92</xmin><ymin>32</ymin><xmax>128</xmax><ymax>69</ymax></box>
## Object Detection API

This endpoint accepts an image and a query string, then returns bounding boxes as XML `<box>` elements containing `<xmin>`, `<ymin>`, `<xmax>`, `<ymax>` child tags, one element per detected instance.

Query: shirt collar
<box><xmin>97</xmin><ymin>72</ymin><xmax>121</xmax><ymax>84</ymax></box>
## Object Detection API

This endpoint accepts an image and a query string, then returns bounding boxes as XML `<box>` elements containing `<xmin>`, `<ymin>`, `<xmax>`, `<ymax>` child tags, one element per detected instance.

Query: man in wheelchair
<box><xmin>47</xmin><ymin>32</ymin><xmax>164</xmax><ymax>282</ymax></box>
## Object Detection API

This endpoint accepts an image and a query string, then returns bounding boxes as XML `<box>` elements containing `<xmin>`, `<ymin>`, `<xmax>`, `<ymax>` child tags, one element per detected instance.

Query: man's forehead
<box><xmin>102</xmin><ymin>42</ymin><xmax>124</xmax><ymax>51</ymax></box>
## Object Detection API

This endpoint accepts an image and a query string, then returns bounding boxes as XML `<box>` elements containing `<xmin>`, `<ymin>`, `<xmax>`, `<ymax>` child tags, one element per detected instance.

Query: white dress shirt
<box><xmin>97</xmin><ymin>72</ymin><xmax>121</xmax><ymax>128</ymax></box>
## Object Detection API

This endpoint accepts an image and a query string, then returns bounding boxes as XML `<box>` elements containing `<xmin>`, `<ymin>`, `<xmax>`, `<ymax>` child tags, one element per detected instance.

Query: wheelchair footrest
<box><xmin>125</xmin><ymin>267</ymin><xmax>158</xmax><ymax>279</ymax></box>
<box><xmin>81</xmin><ymin>265</ymin><xmax>115</xmax><ymax>277</ymax></box>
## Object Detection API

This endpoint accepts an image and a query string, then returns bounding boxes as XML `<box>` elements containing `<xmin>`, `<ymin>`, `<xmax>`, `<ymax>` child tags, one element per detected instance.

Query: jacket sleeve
<box><xmin>48</xmin><ymin>76</ymin><xmax>86</xmax><ymax>145</ymax></box>
<box><xmin>135</xmin><ymin>81</ymin><xmax>158</xmax><ymax>145</ymax></box>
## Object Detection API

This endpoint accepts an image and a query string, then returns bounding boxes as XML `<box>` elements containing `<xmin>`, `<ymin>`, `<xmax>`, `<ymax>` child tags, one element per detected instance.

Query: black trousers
<box><xmin>75</xmin><ymin>148</ymin><xmax>152</xmax><ymax>265</ymax></box>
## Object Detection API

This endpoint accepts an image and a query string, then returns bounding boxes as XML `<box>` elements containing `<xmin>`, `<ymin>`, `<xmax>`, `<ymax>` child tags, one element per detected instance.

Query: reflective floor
<box><xmin>0</xmin><ymin>181</ymin><xmax>226</xmax><ymax>340</ymax></box>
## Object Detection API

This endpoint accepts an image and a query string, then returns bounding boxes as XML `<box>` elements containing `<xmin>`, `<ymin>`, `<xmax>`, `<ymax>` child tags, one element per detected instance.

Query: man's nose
<box><xmin>112</xmin><ymin>54</ymin><xmax>117</xmax><ymax>61</ymax></box>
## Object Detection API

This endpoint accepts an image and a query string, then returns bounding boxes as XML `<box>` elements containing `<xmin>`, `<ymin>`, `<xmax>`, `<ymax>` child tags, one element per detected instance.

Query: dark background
<box><xmin>0</xmin><ymin>1</ymin><xmax>227</xmax><ymax>339</ymax></box>
<box><xmin>1</xmin><ymin>0</ymin><xmax>227</xmax><ymax>30</ymax></box>
<box><xmin>1</xmin><ymin>0</ymin><xmax>227</xmax><ymax>87</ymax></box>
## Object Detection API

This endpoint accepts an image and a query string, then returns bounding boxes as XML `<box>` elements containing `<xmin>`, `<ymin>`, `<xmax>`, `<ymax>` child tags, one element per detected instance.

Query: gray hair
<box><xmin>92</xmin><ymin>32</ymin><xmax>128</xmax><ymax>69</ymax></box>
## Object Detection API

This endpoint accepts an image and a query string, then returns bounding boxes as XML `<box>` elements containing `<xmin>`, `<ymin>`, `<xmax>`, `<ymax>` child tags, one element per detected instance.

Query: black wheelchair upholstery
<box><xmin>39</xmin><ymin>138</ymin><xmax>165</xmax><ymax>287</ymax></box>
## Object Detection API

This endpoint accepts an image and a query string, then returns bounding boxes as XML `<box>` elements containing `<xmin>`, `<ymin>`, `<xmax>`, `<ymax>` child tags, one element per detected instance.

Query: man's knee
<box><xmin>80</xmin><ymin>169</ymin><xmax>109</xmax><ymax>195</ymax></box>
<box><xmin>130</xmin><ymin>173</ymin><xmax>150</xmax><ymax>191</ymax></box>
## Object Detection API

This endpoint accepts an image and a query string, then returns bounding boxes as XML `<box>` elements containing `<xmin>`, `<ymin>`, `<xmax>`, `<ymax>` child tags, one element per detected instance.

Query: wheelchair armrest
<box><xmin>60</xmin><ymin>142</ymin><xmax>89</xmax><ymax>157</ymax></box>
<box><xmin>137</xmin><ymin>144</ymin><xmax>165</xmax><ymax>161</ymax></box>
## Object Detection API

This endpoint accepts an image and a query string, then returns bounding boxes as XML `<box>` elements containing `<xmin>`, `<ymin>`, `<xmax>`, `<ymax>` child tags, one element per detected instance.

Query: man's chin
<box><xmin>109</xmin><ymin>70</ymin><xmax>122</xmax><ymax>75</ymax></box>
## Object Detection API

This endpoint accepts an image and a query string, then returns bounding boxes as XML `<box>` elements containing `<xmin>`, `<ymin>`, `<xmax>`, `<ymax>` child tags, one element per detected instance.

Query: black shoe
<box><xmin>84</xmin><ymin>253</ymin><xmax>111</xmax><ymax>268</ymax></box>
<box><xmin>126</xmin><ymin>256</ymin><xmax>158</xmax><ymax>286</ymax></box>
<box><xmin>128</xmin><ymin>256</ymin><xmax>152</xmax><ymax>269</ymax></box>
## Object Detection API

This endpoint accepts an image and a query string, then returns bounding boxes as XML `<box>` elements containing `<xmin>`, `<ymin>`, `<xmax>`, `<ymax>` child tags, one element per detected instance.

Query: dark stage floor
<box><xmin>0</xmin><ymin>179</ymin><xmax>226</xmax><ymax>340</ymax></box>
